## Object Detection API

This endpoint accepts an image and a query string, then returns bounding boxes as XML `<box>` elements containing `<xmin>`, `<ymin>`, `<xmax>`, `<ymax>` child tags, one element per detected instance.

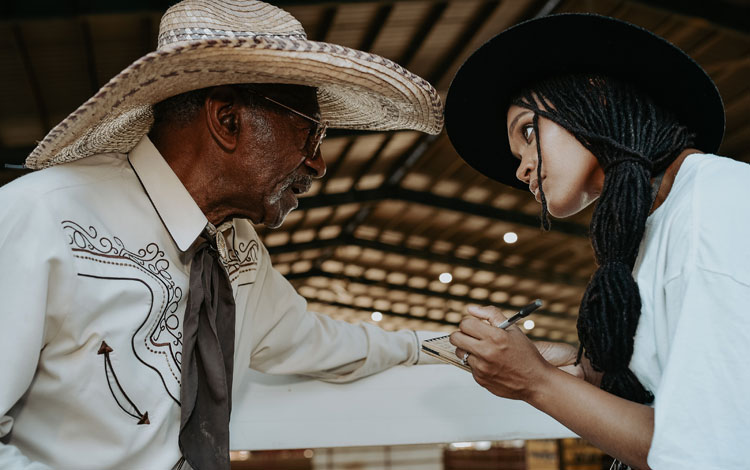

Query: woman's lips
<box><xmin>529</xmin><ymin>179</ymin><xmax>543</xmax><ymax>202</ymax></box>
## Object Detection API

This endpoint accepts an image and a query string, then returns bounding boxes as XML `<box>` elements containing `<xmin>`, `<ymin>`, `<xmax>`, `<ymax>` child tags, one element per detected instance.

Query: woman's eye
<box><xmin>522</xmin><ymin>124</ymin><xmax>534</xmax><ymax>143</ymax></box>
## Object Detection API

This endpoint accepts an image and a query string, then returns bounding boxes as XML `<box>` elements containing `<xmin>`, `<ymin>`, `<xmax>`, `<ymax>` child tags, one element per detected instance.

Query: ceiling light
<box><xmin>439</xmin><ymin>272</ymin><xmax>453</xmax><ymax>283</ymax></box>
<box><xmin>371</xmin><ymin>311</ymin><xmax>383</xmax><ymax>322</ymax></box>
<box><xmin>503</xmin><ymin>232</ymin><xmax>518</xmax><ymax>244</ymax></box>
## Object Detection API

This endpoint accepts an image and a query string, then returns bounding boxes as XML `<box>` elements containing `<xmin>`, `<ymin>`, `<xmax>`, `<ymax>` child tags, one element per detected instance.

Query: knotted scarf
<box><xmin>179</xmin><ymin>230</ymin><xmax>236</xmax><ymax>470</ymax></box>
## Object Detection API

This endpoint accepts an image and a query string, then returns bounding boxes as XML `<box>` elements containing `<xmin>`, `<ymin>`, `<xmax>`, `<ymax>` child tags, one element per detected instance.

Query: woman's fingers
<box><xmin>466</xmin><ymin>305</ymin><xmax>509</xmax><ymax>327</ymax></box>
<box><xmin>454</xmin><ymin>347</ymin><xmax>471</xmax><ymax>364</ymax></box>
<box><xmin>534</xmin><ymin>341</ymin><xmax>589</xmax><ymax>381</ymax></box>
<box><xmin>450</xmin><ymin>330</ymin><xmax>483</xmax><ymax>356</ymax></box>
<box><xmin>534</xmin><ymin>341</ymin><xmax>578</xmax><ymax>367</ymax></box>
<box><xmin>559</xmin><ymin>364</ymin><xmax>586</xmax><ymax>380</ymax></box>
<box><xmin>458</xmin><ymin>316</ymin><xmax>498</xmax><ymax>339</ymax></box>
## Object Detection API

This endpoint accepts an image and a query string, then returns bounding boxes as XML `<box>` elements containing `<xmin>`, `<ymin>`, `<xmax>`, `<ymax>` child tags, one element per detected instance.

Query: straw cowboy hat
<box><xmin>445</xmin><ymin>13</ymin><xmax>724</xmax><ymax>189</ymax></box>
<box><xmin>25</xmin><ymin>0</ymin><xmax>444</xmax><ymax>170</ymax></box>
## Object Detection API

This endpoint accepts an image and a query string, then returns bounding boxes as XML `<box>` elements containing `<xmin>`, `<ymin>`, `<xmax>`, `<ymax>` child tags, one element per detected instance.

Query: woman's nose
<box><xmin>515</xmin><ymin>153</ymin><xmax>535</xmax><ymax>184</ymax></box>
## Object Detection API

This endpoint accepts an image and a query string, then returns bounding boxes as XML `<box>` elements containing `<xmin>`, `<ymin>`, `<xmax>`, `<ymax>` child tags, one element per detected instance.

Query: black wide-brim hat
<box><xmin>445</xmin><ymin>13</ymin><xmax>725</xmax><ymax>190</ymax></box>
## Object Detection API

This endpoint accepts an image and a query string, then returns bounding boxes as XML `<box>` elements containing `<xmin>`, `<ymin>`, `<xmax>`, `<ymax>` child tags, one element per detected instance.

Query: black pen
<box><xmin>494</xmin><ymin>299</ymin><xmax>543</xmax><ymax>329</ymax></box>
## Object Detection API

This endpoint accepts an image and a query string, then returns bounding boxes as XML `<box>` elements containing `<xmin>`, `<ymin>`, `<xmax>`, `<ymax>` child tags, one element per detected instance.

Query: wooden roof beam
<box><xmin>286</xmin><ymin>267</ymin><xmax>576</xmax><ymax>321</ymax></box>
<box><xmin>268</xmin><ymin>234</ymin><xmax>589</xmax><ymax>287</ymax></box>
<box><xmin>297</xmin><ymin>186</ymin><xmax>589</xmax><ymax>237</ymax></box>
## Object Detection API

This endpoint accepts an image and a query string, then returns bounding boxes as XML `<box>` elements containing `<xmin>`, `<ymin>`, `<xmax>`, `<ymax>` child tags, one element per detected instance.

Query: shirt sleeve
<box><xmin>237</xmin><ymin>245</ymin><xmax>438</xmax><ymax>383</ymax></box>
<box><xmin>0</xmin><ymin>187</ymin><xmax>73</xmax><ymax>469</ymax></box>
<box><xmin>647</xmin><ymin>268</ymin><xmax>750</xmax><ymax>470</ymax></box>
<box><xmin>646</xmin><ymin>158</ymin><xmax>750</xmax><ymax>469</ymax></box>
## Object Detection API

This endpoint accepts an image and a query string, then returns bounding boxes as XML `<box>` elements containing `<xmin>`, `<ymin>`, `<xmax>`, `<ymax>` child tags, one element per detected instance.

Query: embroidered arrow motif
<box><xmin>98</xmin><ymin>340</ymin><xmax>150</xmax><ymax>425</ymax></box>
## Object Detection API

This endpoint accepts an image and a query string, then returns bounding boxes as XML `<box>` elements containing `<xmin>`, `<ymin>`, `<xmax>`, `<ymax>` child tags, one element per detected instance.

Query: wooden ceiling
<box><xmin>2</xmin><ymin>0</ymin><xmax>748</xmax><ymax>343</ymax></box>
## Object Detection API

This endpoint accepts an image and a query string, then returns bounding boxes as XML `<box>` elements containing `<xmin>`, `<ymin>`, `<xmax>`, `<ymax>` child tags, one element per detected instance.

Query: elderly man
<box><xmin>0</xmin><ymin>1</ymin><xmax>442</xmax><ymax>469</ymax></box>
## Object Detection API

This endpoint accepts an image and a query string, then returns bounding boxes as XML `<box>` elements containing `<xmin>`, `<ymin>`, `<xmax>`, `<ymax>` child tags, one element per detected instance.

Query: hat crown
<box><xmin>157</xmin><ymin>0</ymin><xmax>307</xmax><ymax>49</ymax></box>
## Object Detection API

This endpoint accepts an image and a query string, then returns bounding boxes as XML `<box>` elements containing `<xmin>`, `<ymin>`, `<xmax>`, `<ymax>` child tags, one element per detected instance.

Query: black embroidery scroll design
<box><xmin>63</xmin><ymin>220</ymin><xmax>183</xmax><ymax>402</ymax></box>
<box><xmin>223</xmin><ymin>229</ymin><xmax>259</xmax><ymax>283</ymax></box>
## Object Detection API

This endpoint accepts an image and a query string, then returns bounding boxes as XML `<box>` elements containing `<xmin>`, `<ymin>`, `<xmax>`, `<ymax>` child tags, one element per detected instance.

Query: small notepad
<box><xmin>421</xmin><ymin>334</ymin><xmax>471</xmax><ymax>372</ymax></box>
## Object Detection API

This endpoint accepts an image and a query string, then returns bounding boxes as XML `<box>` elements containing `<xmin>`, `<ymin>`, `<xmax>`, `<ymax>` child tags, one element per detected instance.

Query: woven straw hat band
<box><xmin>158</xmin><ymin>0</ymin><xmax>306</xmax><ymax>48</ymax></box>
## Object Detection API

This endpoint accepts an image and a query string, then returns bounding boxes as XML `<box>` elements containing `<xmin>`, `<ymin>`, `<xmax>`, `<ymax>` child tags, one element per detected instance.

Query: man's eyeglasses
<box><xmin>253</xmin><ymin>92</ymin><xmax>328</xmax><ymax>158</ymax></box>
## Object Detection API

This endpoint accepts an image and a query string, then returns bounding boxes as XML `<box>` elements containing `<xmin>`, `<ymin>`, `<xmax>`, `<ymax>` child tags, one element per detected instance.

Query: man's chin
<box><xmin>263</xmin><ymin>208</ymin><xmax>293</xmax><ymax>229</ymax></box>
<box><xmin>261</xmin><ymin>193</ymin><xmax>298</xmax><ymax>228</ymax></box>
<box><xmin>264</xmin><ymin>218</ymin><xmax>284</xmax><ymax>229</ymax></box>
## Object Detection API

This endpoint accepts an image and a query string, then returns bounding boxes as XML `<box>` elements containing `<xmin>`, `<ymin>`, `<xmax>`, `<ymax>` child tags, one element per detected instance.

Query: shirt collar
<box><xmin>128</xmin><ymin>136</ymin><xmax>208</xmax><ymax>252</ymax></box>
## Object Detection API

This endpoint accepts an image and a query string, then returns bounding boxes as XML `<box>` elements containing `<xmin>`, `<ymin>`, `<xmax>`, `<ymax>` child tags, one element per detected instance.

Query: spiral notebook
<box><xmin>421</xmin><ymin>335</ymin><xmax>471</xmax><ymax>372</ymax></box>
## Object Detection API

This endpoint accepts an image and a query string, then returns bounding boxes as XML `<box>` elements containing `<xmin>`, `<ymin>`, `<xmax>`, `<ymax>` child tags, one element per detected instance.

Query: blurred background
<box><xmin>2</xmin><ymin>0</ymin><xmax>748</xmax><ymax>468</ymax></box>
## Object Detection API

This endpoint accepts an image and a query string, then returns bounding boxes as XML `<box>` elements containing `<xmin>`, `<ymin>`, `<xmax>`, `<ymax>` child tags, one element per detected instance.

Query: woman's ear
<box><xmin>204</xmin><ymin>86</ymin><xmax>241</xmax><ymax>152</ymax></box>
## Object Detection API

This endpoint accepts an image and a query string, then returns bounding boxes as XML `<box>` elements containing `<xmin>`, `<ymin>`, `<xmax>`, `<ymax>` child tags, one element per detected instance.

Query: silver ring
<box><xmin>461</xmin><ymin>352</ymin><xmax>470</xmax><ymax>364</ymax></box>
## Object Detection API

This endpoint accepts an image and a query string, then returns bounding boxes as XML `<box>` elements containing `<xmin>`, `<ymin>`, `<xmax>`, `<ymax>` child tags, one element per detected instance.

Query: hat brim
<box><xmin>445</xmin><ymin>13</ymin><xmax>725</xmax><ymax>190</ymax></box>
<box><xmin>26</xmin><ymin>37</ymin><xmax>444</xmax><ymax>170</ymax></box>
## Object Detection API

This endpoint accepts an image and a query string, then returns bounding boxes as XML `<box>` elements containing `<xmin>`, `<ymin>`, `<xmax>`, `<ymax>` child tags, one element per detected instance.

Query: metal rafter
<box><xmin>352</xmin><ymin>133</ymin><xmax>395</xmax><ymax>188</ymax></box>
<box><xmin>4</xmin><ymin>0</ymin><xmax>748</xmax><ymax>33</ymax></box>
<box><xmin>310</xmin><ymin>0</ymin><xmax>450</xmax><ymax>249</ymax></box>
<box><xmin>296</xmin><ymin>186</ymin><xmax>589</xmax><ymax>237</ymax></box>
<box><xmin>305</xmin><ymin>133</ymin><xmax>439</xmax><ymax>270</ymax></box>
<box><xmin>285</xmin><ymin>136</ymin><xmax>357</xmax><ymax>237</ymax></box>
<box><xmin>140</xmin><ymin>16</ymin><xmax>154</xmax><ymax>56</ymax></box>
<box><xmin>300</xmin><ymin>138</ymin><xmax>359</xmax><ymax>234</ymax></box>
<box><xmin>305</xmin><ymin>298</ymin><xmax>568</xmax><ymax>344</ymax></box>
<box><xmin>287</xmin><ymin>267</ymin><xmax>575</xmax><ymax>320</ymax></box>
<box><xmin>397</xmin><ymin>2</ymin><xmax>448</xmax><ymax>67</ymax></box>
<box><xmin>80</xmin><ymin>18</ymin><xmax>99</xmax><ymax>94</ymax></box>
<box><xmin>340</xmin><ymin>134</ymin><xmax>438</xmax><ymax>238</ymax></box>
<box><xmin>425</xmin><ymin>0</ymin><xmax>500</xmax><ymax>84</ymax></box>
<box><xmin>312</xmin><ymin>6</ymin><xmax>337</xmax><ymax>42</ymax></box>
<box><xmin>309</xmin><ymin>298</ymin><xmax>457</xmax><ymax>327</ymax></box>
<box><xmin>632</xmin><ymin>0</ymin><xmax>750</xmax><ymax>33</ymax></box>
<box><xmin>269</xmin><ymin>234</ymin><xmax>589</xmax><ymax>287</ymax></box>
<box><xmin>11</xmin><ymin>23</ymin><xmax>50</xmax><ymax>134</ymax></box>
<box><xmin>358</xmin><ymin>4</ymin><xmax>393</xmax><ymax>51</ymax></box>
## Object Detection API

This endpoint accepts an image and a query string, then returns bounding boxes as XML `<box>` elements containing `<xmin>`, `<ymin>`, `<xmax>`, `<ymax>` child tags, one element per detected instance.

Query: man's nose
<box><xmin>305</xmin><ymin>148</ymin><xmax>327</xmax><ymax>178</ymax></box>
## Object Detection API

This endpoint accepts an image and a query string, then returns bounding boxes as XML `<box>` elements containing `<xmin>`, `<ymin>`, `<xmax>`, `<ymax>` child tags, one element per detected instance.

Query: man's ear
<box><xmin>204</xmin><ymin>86</ymin><xmax>242</xmax><ymax>152</ymax></box>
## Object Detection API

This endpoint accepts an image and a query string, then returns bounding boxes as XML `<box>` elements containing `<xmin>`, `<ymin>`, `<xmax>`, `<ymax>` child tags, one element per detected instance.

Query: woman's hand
<box><xmin>450</xmin><ymin>305</ymin><xmax>554</xmax><ymax>401</ymax></box>
<box><xmin>453</xmin><ymin>305</ymin><xmax>602</xmax><ymax>388</ymax></box>
<box><xmin>535</xmin><ymin>341</ymin><xmax>602</xmax><ymax>386</ymax></box>
<box><xmin>453</xmin><ymin>304</ymin><xmax>654</xmax><ymax>470</ymax></box>
<box><xmin>535</xmin><ymin>341</ymin><xmax>584</xmax><ymax>379</ymax></box>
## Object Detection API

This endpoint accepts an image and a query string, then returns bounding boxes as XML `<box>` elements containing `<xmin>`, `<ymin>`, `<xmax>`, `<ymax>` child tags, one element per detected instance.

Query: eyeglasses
<box><xmin>254</xmin><ymin>92</ymin><xmax>328</xmax><ymax>159</ymax></box>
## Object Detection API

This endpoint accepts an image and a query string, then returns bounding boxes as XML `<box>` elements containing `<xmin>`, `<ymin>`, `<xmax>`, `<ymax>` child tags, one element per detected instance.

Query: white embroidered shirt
<box><xmin>0</xmin><ymin>137</ymin><xmax>427</xmax><ymax>469</ymax></box>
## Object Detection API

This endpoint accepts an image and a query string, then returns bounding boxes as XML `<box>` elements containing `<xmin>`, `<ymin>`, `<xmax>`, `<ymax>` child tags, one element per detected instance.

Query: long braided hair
<box><xmin>512</xmin><ymin>74</ymin><xmax>694</xmax><ymax>404</ymax></box>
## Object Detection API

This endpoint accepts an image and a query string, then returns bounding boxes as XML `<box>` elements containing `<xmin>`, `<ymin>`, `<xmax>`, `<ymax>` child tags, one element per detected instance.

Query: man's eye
<box><xmin>522</xmin><ymin>124</ymin><xmax>534</xmax><ymax>143</ymax></box>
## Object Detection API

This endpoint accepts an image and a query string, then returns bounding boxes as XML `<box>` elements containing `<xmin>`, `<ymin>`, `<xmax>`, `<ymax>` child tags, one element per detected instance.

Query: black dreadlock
<box><xmin>512</xmin><ymin>74</ymin><xmax>694</xmax><ymax>405</ymax></box>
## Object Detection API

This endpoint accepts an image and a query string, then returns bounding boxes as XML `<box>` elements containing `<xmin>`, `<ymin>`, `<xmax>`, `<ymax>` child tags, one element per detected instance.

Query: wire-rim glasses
<box><xmin>253</xmin><ymin>92</ymin><xmax>328</xmax><ymax>159</ymax></box>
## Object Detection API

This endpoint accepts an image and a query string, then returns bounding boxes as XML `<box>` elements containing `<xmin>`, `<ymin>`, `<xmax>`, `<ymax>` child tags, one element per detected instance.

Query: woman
<box><xmin>444</xmin><ymin>14</ymin><xmax>749</xmax><ymax>470</ymax></box>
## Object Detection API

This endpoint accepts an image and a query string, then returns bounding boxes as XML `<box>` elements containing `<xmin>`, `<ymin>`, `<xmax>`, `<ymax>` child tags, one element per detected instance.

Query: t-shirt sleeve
<box><xmin>648</xmin><ymin>268</ymin><xmax>750</xmax><ymax>469</ymax></box>
<box><xmin>647</xmin><ymin>158</ymin><xmax>750</xmax><ymax>470</ymax></box>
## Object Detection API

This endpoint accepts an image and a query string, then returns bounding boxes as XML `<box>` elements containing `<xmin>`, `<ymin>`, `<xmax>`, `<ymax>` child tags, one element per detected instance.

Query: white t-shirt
<box><xmin>631</xmin><ymin>153</ymin><xmax>750</xmax><ymax>470</ymax></box>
